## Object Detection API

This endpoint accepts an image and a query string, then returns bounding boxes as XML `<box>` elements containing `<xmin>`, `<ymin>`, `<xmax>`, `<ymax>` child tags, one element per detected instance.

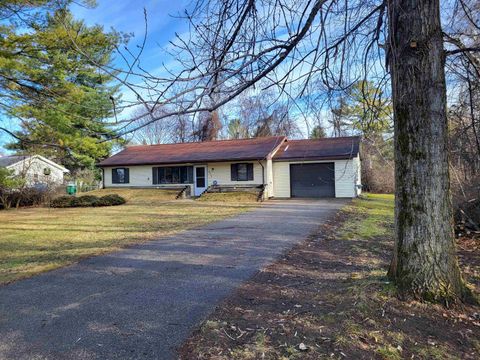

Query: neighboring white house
<box><xmin>98</xmin><ymin>136</ymin><xmax>361</xmax><ymax>199</ymax></box>
<box><xmin>0</xmin><ymin>155</ymin><xmax>69</xmax><ymax>186</ymax></box>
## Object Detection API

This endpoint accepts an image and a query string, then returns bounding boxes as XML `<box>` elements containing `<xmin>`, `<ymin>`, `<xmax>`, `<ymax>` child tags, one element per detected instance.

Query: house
<box><xmin>97</xmin><ymin>136</ymin><xmax>361</xmax><ymax>198</ymax></box>
<box><xmin>0</xmin><ymin>155</ymin><xmax>69</xmax><ymax>186</ymax></box>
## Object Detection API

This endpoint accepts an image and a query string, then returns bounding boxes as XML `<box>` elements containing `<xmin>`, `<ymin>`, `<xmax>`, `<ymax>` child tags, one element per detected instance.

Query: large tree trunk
<box><xmin>387</xmin><ymin>0</ymin><xmax>470</xmax><ymax>303</ymax></box>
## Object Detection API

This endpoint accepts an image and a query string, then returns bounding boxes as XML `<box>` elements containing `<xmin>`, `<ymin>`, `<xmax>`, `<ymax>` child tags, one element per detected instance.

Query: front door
<box><xmin>194</xmin><ymin>165</ymin><xmax>207</xmax><ymax>196</ymax></box>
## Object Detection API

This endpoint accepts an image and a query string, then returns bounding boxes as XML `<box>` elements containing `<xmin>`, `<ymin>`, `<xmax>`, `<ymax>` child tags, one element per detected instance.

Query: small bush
<box><xmin>76</xmin><ymin>195</ymin><xmax>100</xmax><ymax>207</ymax></box>
<box><xmin>50</xmin><ymin>196</ymin><xmax>76</xmax><ymax>208</ymax></box>
<box><xmin>96</xmin><ymin>194</ymin><xmax>126</xmax><ymax>206</ymax></box>
<box><xmin>50</xmin><ymin>194</ymin><xmax>126</xmax><ymax>208</ymax></box>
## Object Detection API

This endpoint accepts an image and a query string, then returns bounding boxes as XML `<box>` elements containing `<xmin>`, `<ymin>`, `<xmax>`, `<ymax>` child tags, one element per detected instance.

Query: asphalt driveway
<box><xmin>0</xmin><ymin>199</ymin><xmax>347</xmax><ymax>359</ymax></box>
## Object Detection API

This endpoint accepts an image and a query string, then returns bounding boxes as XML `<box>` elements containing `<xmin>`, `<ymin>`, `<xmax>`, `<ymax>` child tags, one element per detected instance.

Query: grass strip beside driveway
<box><xmin>0</xmin><ymin>189</ymin><xmax>255</xmax><ymax>285</ymax></box>
<box><xmin>180</xmin><ymin>194</ymin><xmax>480</xmax><ymax>360</ymax></box>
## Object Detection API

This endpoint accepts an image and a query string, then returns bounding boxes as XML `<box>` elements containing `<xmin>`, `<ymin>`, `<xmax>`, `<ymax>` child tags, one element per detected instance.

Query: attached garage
<box><xmin>290</xmin><ymin>163</ymin><xmax>335</xmax><ymax>198</ymax></box>
<box><xmin>98</xmin><ymin>135</ymin><xmax>361</xmax><ymax>199</ymax></box>
<box><xmin>271</xmin><ymin>137</ymin><xmax>362</xmax><ymax>198</ymax></box>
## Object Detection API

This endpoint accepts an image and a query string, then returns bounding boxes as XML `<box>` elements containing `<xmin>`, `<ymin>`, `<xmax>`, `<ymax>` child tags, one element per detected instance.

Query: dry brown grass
<box><xmin>0</xmin><ymin>188</ymin><xmax>255</xmax><ymax>285</ymax></box>
<box><xmin>197</xmin><ymin>191</ymin><xmax>259</xmax><ymax>203</ymax></box>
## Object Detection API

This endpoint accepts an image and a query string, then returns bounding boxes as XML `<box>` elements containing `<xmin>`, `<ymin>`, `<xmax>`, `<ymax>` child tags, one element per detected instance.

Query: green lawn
<box><xmin>0</xmin><ymin>189</ymin><xmax>255</xmax><ymax>285</ymax></box>
<box><xmin>340</xmin><ymin>193</ymin><xmax>395</xmax><ymax>239</ymax></box>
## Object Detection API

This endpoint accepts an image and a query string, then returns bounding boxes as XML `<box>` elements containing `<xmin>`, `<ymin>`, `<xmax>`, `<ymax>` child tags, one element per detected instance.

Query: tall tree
<box><xmin>1</xmin><ymin>5</ymin><xmax>122</xmax><ymax>170</ymax></box>
<box><xmin>95</xmin><ymin>0</ymin><xmax>479</xmax><ymax>303</ymax></box>
<box><xmin>386</xmin><ymin>0</ymin><xmax>470</xmax><ymax>303</ymax></box>
<box><xmin>128</xmin><ymin>106</ymin><xmax>176</xmax><ymax>145</ymax></box>
<box><xmin>330</xmin><ymin>97</ymin><xmax>352</xmax><ymax>137</ymax></box>
<box><xmin>344</xmin><ymin>81</ymin><xmax>392</xmax><ymax>138</ymax></box>
<box><xmin>234</xmin><ymin>90</ymin><xmax>299</xmax><ymax>138</ymax></box>
<box><xmin>193</xmin><ymin>111</ymin><xmax>222</xmax><ymax>141</ymax></box>
<box><xmin>227</xmin><ymin>118</ymin><xmax>248</xmax><ymax>139</ymax></box>
<box><xmin>310</xmin><ymin>125</ymin><xmax>326</xmax><ymax>139</ymax></box>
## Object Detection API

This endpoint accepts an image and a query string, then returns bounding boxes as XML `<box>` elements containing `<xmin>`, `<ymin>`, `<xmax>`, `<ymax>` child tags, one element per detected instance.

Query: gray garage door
<box><xmin>290</xmin><ymin>163</ymin><xmax>335</xmax><ymax>198</ymax></box>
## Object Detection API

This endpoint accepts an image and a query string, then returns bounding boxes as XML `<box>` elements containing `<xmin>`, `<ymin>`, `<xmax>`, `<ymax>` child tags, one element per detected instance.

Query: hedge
<box><xmin>0</xmin><ymin>187</ymin><xmax>47</xmax><ymax>209</ymax></box>
<box><xmin>50</xmin><ymin>194</ymin><xmax>126</xmax><ymax>208</ymax></box>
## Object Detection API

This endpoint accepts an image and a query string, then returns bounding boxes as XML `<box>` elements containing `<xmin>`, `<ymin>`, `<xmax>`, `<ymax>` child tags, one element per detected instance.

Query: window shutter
<box><xmin>152</xmin><ymin>167</ymin><xmax>158</xmax><ymax>184</ymax></box>
<box><xmin>187</xmin><ymin>166</ymin><xmax>193</xmax><ymax>183</ymax></box>
<box><xmin>112</xmin><ymin>169</ymin><xmax>118</xmax><ymax>183</ymax></box>
<box><xmin>158</xmin><ymin>168</ymin><xmax>165</xmax><ymax>183</ymax></box>
<box><xmin>231</xmin><ymin>164</ymin><xmax>238</xmax><ymax>181</ymax></box>
<box><xmin>124</xmin><ymin>168</ymin><xmax>130</xmax><ymax>183</ymax></box>
<box><xmin>247</xmin><ymin>164</ymin><xmax>254</xmax><ymax>181</ymax></box>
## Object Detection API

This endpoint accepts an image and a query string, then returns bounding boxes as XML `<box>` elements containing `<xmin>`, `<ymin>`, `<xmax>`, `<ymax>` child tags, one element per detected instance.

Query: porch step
<box><xmin>200</xmin><ymin>184</ymin><xmax>266</xmax><ymax>201</ymax></box>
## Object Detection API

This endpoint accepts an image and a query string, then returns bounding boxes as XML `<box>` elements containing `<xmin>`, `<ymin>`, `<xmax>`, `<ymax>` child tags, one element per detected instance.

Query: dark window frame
<box><xmin>112</xmin><ymin>168</ymin><xmax>129</xmax><ymax>184</ymax></box>
<box><xmin>152</xmin><ymin>166</ymin><xmax>193</xmax><ymax>185</ymax></box>
<box><xmin>195</xmin><ymin>166</ymin><xmax>206</xmax><ymax>188</ymax></box>
<box><xmin>231</xmin><ymin>163</ymin><xmax>254</xmax><ymax>181</ymax></box>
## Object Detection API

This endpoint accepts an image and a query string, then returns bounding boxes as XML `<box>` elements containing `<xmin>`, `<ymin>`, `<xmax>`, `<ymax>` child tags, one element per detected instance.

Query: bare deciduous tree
<box><xmin>28</xmin><ymin>0</ymin><xmax>480</xmax><ymax>303</ymax></box>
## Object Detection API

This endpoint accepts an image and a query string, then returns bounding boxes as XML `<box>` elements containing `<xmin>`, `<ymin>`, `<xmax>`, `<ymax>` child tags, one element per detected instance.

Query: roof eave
<box><xmin>273</xmin><ymin>154</ymin><xmax>358</xmax><ymax>162</ymax></box>
<box><xmin>97</xmin><ymin>157</ymin><xmax>269</xmax><ymax>167</ymax></box>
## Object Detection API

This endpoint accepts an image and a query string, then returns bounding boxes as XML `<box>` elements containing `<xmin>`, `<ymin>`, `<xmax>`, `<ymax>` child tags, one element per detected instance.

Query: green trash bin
<box><xmin>66</xmin><ymin>184</ymin><xmax>77</xmax><ymax>195</ymax></box>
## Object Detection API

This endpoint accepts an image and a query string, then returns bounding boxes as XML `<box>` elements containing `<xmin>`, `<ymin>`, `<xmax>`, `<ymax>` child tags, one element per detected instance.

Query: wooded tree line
<box><xmin>1</xmin><ymin>0</ymin><xmax>479</xmax><ymax>304</ymax></box>
<box><xmin>129</xmin><ymin>87</ymin><xmax>308</xmax><ymax>144</ymax></box>
<box><xmin>128</xmin><ymin>80</ymin><xmax>392</xmax><ymax>145</ymax></box>
<box><xmin>446</xmin><ymin>1</ymin><xmax>480</xmax><ymax>233</ymax></box>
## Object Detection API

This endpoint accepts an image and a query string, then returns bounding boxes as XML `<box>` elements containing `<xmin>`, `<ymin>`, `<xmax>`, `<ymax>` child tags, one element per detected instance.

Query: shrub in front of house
<box><xmin>1</xmin><ymin>187</ymin><xmax>49</xmax><ymax>209</ymax></box>
<box><xmin>76</xmin><ymin>195</ymin><xmax>100</xmax><ymax>207</ymax></box>
<box><xmin>50</xmin><ymin>196</ymin><xmax>77</xmax><ymax>208</ymax></box>
<box><xmin>96</xmin><ymin>194</ymin><xmax>126</xmax><ymax>206</ymax></box>
<box><xmin>50</xmin><ymin>194</ymin><xmax>126</xmax><ymax>208</ymax></box>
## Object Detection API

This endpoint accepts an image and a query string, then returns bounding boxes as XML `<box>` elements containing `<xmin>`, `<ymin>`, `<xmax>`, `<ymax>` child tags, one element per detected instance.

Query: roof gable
<box><xmin>0</xmin><ymin>155</ymin><xmax>29</xmax><ymax>167</ymax></box>
<box><xmin>98</xmin><ymin>136</ymin><xmax>287</xmax><ymax>167</ymax></box>
<box><xmin>0</xmin><ymin>155</ymin><xmax>69</xmax><ymax>172</ymax></box>
<box><xmin>32</xmin><ymin>155</ymin><xmax>70</xmax><ymax>172</ymax></box>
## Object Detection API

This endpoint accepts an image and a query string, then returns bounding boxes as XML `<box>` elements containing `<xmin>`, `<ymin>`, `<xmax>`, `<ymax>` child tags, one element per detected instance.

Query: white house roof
<box><xmin>0</xmin><ymin>155</ymin><xmax>30</xmax><ymax>167</ymax></box>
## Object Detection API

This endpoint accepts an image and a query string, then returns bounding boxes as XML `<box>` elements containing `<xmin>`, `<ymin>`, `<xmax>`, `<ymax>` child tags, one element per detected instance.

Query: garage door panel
<box><xmin>290</xmin><ymin>163</ymin><xmax>335</xmax><ymax>198</ymax></box>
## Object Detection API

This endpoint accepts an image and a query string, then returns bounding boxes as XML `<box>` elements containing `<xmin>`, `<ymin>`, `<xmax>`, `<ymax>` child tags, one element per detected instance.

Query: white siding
<box><xmin>354</xmin><ymin>156</ymin><xmax>362</xmax><ymax>196</ymax></box>
<box><xmin>103</xmin><ymin>161</ymin><xmax>267</xmax><ymax>188</ymax></box>
<box><xmin>272</xmin><ymin>157</ymin><xmax>361</xmax><ymax>198</ymax></box>
<box><xmin>103</xmin><ymin>157</ymin><xmax>361</xmax><ymax>198</ymax></box>
<box><xmin>265</xmin><ymin>159</ymin><xmax>274</xmax><ymax>197</ymax></box>
<box><xmin>334</xmin><ymin>157</ymin><xmax>361</xmax><ymax>198</ymax></box>
<box><xmin>272</xmin><ymin>161</ymin><xmax>291</xmax><ymax>197</ymax></box>
<box><xmin>103</xmin><ymin>165</ymin><xmax>157</xmax><ymax>187</ymax></box>
<box><xmin>8</xmin><ymin>157</ymin><xmax>66</xmax><ymax>186</ymax></box>
<box><xmin>206</xmin><ymin>161</ymin><xmax>265</xmax><ymax>186</ymax></box>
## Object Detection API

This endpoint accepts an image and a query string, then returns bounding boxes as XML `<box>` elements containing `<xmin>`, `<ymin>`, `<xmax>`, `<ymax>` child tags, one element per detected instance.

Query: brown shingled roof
<box><xmin>273</xmin><ymin>136</ymin><xmax>360</xmax><ymax>161</ymax></box>
<box><xmin>98</xmin><ymin>136</ymin><xmax>286</xmax><ymax>167</ymax></box>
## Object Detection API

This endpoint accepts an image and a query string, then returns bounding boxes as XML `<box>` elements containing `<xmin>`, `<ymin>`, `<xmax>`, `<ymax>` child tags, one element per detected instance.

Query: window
<box><xmin>112</xmin><ymin>168</ymin><xmax>129</xmax><ymax>184</ymax></box>
<box><xmin>231</xmin><ymin>163</ymin><xmax>254</xmax><ymax>181</ymax></box>
<box><xmin>153</xmin><ymin>166</ymin><xmax>193</xmax><ymax>184</ymax></box>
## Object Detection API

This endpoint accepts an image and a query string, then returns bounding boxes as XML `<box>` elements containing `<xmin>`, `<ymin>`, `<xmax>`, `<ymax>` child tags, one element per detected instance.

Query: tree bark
<box><xmin>387</xmin><ymin>0</ymin><xmax>470</xmax><ymax>304</ymax></box>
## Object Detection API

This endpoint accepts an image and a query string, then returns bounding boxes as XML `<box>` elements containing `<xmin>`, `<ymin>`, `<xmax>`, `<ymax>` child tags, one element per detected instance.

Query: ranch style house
<box><xmin>98</xmin><ymin>136</ymin><xmax>361</xmax><ymax>199</ymax></box>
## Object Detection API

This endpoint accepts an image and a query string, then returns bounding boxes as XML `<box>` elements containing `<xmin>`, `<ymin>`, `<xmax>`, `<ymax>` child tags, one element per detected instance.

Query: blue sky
<box><xmin>0</xmin><ymin>0</ymin><xmax>384</xmax><ymax>153</ymax></box>
<box><xmin>0</xmin><ymin>0</ymin><xmax>190</xmax><ymax>153</ymax></box>
<box><xmin>72</xmin><ymin>0</ymin><xmax>190</xmax><ymax>66</ymax></box>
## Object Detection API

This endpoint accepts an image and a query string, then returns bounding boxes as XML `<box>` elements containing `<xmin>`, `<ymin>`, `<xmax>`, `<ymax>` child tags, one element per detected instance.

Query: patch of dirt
<box><xmin>179</xmin><ymin>211</ymin><xmax>480</xmax><ymax>359</ymax></box>
<box><xmin>458</xmin><ymin>235</ymin><xmax>480</xmax><ymax>292</ymax></box>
